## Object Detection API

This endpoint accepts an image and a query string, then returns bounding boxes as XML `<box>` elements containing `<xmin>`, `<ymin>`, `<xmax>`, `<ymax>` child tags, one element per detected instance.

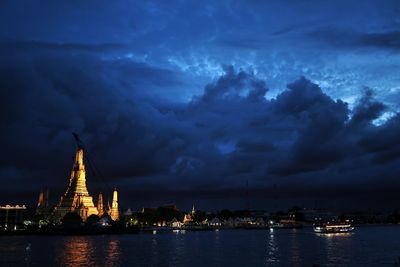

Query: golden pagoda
<box><xmin>55</xmin><ymin>146</ymin><xmax>98</xmax><ymax>221</ymax></box>
<box><xmin>109</xmin><ymin>188</ymin><xmax>119</xmax><ymax>221</ymax></box>
<box><xmin>97</xmin><ymin>192</ymin><xmax>104</xmax><ymax>217</ymax></box>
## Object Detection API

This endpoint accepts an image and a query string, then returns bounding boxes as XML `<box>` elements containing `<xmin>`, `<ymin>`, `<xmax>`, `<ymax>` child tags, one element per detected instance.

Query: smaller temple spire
<box><xmin>37</xmin><ymin>188</ymin><xmax>49</xmax><ymax>208</ymax></box>
<box><xmin>191</xmin><ymin>204</ymin><xmax>196</xmax><ymax>215</ymax></box>
<box><xmin>110</xmin><ymin>188</ymin><xmax>119</xmax><ymax>221</ymax></box>
<box><xmin>37</xmin><ymin>190</ymin><xmax>44</xmax><ymax>208</ymax></box>
<box><xmin>97</xmin><ymin>192</ymin><xmax>104</xmax><ymax>217</ymax></box>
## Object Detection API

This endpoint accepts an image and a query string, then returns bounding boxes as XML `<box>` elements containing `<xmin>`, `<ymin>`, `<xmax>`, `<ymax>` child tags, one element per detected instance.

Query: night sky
<box><xmin>1</xmin><ymin>1</ymin><xmax>399</xmax><ymax>211</ymax></box>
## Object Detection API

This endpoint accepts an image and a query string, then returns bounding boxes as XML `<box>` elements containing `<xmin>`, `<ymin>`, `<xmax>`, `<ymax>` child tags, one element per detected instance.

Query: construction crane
<box><xmin>71</xmin><ymin>133</ymin><xmax>111</xmax><ymax>194</ymax></box>
<box><xmin>72</xmin><ymin>132</ymin><xmax>84</xmax><ymax>150</ymax></box>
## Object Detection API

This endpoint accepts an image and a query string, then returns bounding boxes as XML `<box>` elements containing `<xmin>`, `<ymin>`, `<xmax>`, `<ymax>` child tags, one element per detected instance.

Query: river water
<box><xmin>0</xmin><ymin>225</ymin><xmax>399</xmax><ymax>267</ymax></box>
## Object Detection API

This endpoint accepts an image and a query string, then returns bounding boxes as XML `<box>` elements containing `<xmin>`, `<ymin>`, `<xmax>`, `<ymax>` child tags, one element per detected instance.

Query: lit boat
<box><xmin>313</xmin><ymin>221</ymin><xmax>354</xmax><ymax>234</ymax></box>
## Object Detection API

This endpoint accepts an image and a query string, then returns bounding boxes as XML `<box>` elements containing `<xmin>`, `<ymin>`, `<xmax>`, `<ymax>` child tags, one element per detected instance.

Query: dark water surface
<box><xmin>1</xmin><ymin>225</ymin><xmax>399</xmax><ymax>267</ymax></box>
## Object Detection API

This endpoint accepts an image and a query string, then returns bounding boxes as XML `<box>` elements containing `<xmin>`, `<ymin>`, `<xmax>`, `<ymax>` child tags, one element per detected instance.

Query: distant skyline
<box><xmin>1</xmin><ymin>0</ymin><xmax>399</xmax><ymax>210</ymax></box>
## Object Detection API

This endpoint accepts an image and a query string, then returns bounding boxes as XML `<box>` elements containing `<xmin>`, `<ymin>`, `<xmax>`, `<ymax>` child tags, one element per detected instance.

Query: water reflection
<box><xmin>105</xmin><ymin>239</ymin><xmax>121</xmax><ymax>267</ymax></box>
<box><xmin>319</xmin><ymin>232</ymin><xmax>353</xmax><ymax>266</ymax></box>
<box><xmin>289</xmin><ymin>229</ymin><xmax>302</xmax><ymax>267</ymax></box>
<box><xmin>266</xmin><ymin>228</ymin><xmax>279</xmax><ymax>265</ymax></box>
<box><xmin>1</xmin><ymin>226</ymin><xmax>400</xmax><ymax>266</ymax></box>
<box><xmin>149</xmin><ymin>236</ymin><xmax>159</xmax><ymax>266</ymax></box>
<box><xmin>316</xmin><ymin>232</ymin><xmax>353</xmax><ymax>238</ymax></box>
<box><xmin>55</xmin><ymin>236</ymin><xmax>121</xmax><ymax>267</ymax></box>
<box><xmin>0</xmin><ymin>236</ymin><xmax>24</xmax><ymax>252</ymax></box>
<box><xmin>56</xmin><ymin>236</ymin><xmax>94</xmax><ymax>267</ymax></box>
<box><xmin>169</xmin><ymin>231</ymin><xmax>185</xmax><ymax>265</ymax></box>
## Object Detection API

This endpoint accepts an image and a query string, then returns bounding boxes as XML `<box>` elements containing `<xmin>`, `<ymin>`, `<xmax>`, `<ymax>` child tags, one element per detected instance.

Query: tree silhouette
<box><xmin>61</xmin><ymin>212</ymin><xmax>83</xmax><ymax>228</ymax></box>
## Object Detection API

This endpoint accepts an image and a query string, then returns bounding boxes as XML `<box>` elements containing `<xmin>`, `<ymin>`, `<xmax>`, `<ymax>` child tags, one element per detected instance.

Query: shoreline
<box><xmin>1</xmin><ymin>223</ymin><xmax>400</xmax><ymax>237</ymax></box>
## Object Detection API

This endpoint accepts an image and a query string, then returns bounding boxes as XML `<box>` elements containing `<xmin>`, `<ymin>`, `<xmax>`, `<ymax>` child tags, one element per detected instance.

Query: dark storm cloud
<box><xmin>268</xmin><ymin>78</ymin><xmax>349</xmax><ymax>176</ymax></box>
<box><xmin>358</xmin><ymin>113</ymin><xmax>400</xmax><ymax>164</ymax></box>
<box><xmin>1</xmin><ymin>0</ymin><xmax>400</xmax><ymax>208</ymax></box>
<box><xmin>181</xmin><ymin>69</ymin><xmax>399</xmax><ymax>191</ymax></box>
<box><xmin>0</xmin><ymin>47</ymin><xmax>185</xmax><ymax>191</ymax></box>
<box><xmin>350</xmin><ymin>88</ymin><xmax>386</xmax><ymax>125</ymax></box>
<box><xmin>1</xmin><ymin>47</ymin><xmax>399</xmax><ymax>205</ymax></box>
<box><xmin>196</xmin><ymin>65</ymin><xmax>268</xmax><ymax>103</ymax></box>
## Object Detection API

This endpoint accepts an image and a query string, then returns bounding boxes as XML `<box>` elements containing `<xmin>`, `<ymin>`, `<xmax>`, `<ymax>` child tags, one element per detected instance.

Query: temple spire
<box><xmin>110</xmin><ymin>188</ymin><xmax>119</xmax><ymax>221</ymax></box>
<box><xmin>55</xmin><ymin>142</ymin><xmax>98</xmax><ymax>221</ymax></box>
<box><xmin>67</xmin><ymin>148</ymin><xmax>90</xmax><ymax>195</ymax></box>
<box><xmin>97</xmin><ymin>192</ymin><xmax>104</xmax><ymax>217</ymax></box>
<box><xmin>191</xmin><ymin>204</ymin><xmax>196</xmax><ymax>215</ymax></box>
<box><xmin>37</xmin><ymin>190</ymin><xmax>44</xmax><ymax>208</ymax></box>
<box><xmin>37</xmin><ymin>188</ymin><xmax>49</xmax><ymax>208</ymax></box>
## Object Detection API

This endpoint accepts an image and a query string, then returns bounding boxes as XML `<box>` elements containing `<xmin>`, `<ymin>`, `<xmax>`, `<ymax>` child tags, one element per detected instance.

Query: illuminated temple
<box><xmin>109</xmin><ymin>189</ymin><xmax>119</xmax><ymax>221</ymax></box>
<box><xmin>53</xmin><ymin>136</ymin><xmax>120</xmax><ymax>222</ymax></box>
<box><xmin>55</xmin><ymin>146</ymin><xmax>99</xmax><ymax>221</ymax></box>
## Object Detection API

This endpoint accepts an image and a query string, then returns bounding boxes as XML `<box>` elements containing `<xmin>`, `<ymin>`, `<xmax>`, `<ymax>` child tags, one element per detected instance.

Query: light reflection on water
<box><xmin>54</xmin><ymin>236</ymin><xmax>121</xmax><ymax>267</ymax></box>
<box><xmin>1</xmin><ymin>226</ymin><xmax>400</xmax><ymax>267</ymax></box>
<box><xmin>150</xmin><ymin>236</ymin><xmax>159</xmax><ymax>266</ymax></box>
<box><xmin>316</xmin><ymin>232</ymin><xmax>354</xmax><ymax>238</ymax></box>
<box><xmin>170</xmin><ymin>232</ymin><xmax>185</xmax><ymax>266</ymax></box>
<box><xmin>266</xmin><ymin>229</ymin><xmax>279</xmax><ymax>264</ymax></box>
<box><xmin>55</xmin><ymin>236</ymin><xmax>94</xmax><ymax>266</ymax></box>
<box><xmin>105</xmin><ymin>239</ymin><xmax>121</xmax><ymax>267</ymax></box>
<box><xmin>320</xmin><ymin>232</ymin><xmax>353</xmax><ymax>267</ymax></box>
<box><xmin>289</xmin><ymin>229</ymin><xmax>302</xmax><ymax>267</ymax></box>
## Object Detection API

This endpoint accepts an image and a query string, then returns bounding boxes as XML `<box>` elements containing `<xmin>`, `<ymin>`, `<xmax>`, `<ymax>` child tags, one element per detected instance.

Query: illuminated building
<box><xmin>36</xmin><ymin>188</ymin><xmax>53</xmax><ymax>219</ymax></box>
<box><xmin>192</xmin><ymin>204</ymin><xmax>196</xmax><ymax>215</ymax></box>
<box><xmin>183</xmin><ymin>204</ymin><xmax>196</xmax><ymax>224</ymax></box>
<box><xmin>97</xmin><ymin>192</ymin><xmax>104</xmax><ymax>217</ymax></box>
<box><xmin>169</xmin><ymin>217</ymin><xmax>183</xmax><ymax>228</ymax></box>
<box><xmin>109</xmin><ymin>188</ymin><xmax>119</xmax><ymax>221</ymax></box>
<box><xmin>54</xmin><ymin>146</ymin><xmax>98</xmax><ymax>221</ymax></box>
<box><xmin>183</xmin><ymin>214</ymin><xmax>192</xmax><ymax>223</ymax></box>
<box><xmin>208</xmin><ymin>218</ymin><xmax>222</xmax><ymax>227</ymax></box>
<box><xmin>0</xmin><ymin>205</ymin><xmax>27</xmax><ymax>231</ymax></box>
<box><xmin>37</xmin><ymin>188</ymin><xmax>49</xmax><ymax>208</ymax></box>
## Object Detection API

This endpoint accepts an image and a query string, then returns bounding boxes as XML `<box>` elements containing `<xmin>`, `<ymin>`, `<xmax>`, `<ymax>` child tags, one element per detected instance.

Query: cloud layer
<box><xmin>1</xmin><ymin>49</ymin><xmax>399</xmax><ymax>208</ymax></box>
<box><xmin>1</xmin><ymin>0</ymin><xmax>399</xmax><ymax>209</ymax></box>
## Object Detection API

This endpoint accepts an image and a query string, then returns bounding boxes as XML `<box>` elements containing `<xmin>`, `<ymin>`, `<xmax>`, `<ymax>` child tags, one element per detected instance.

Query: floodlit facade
<box><xmin>0</xmin><ymin>205</ymin><xmax>27</xmax><ymax>231</ymax></box>
<box><xmin>37</xmin><ymin>189</ymin><xmax>49</xmax><ymax>208</ymax></box>
<box><xmin>183</xmin><ymin>205</ymin><xmax>196</xmax><ymax>224</ymax></box>
<box><xmin>97</xmin><ymin>192</ymin><xmax>104</xmax><ymax>217</ymax></box>
<box><xmin>109</xmin><ymin>189</ymin><xmax>119</xmax><ymax>221</ymax></box>
<box><xmin>55</xmin><ymin>147</ymin><xmax>98</xmax><ymax>221</ymax></box>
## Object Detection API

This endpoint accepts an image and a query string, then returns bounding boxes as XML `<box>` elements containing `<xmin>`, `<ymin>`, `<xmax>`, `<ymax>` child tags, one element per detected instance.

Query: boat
<box><xmin>269</xmin><ymin>219</ymin><xmax>303</xmax><ymax>229</ymax></box>
<box><xmin>313</xmin><ymin>221</ymin><xmax>354</xmax><ymax>234</ymax></box>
